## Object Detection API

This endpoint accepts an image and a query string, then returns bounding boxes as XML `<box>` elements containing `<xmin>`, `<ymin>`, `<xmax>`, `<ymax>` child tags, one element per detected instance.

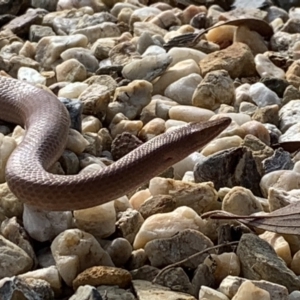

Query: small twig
<box><xmin>152</xmin><ymin>241</ymin><xmax>239</xmax><ymax>283</ymax></box>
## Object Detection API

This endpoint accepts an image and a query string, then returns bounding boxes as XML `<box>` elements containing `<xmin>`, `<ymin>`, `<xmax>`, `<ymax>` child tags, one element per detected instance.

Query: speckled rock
<box><xmin>192</xmin><ymin>69</ymin><xmax>235</xmax><ymax>110</ymax></box>
<box><xmin>0</xmin><ymin>235</ymin><xmax>33</xmax><ymax>278</ymax></box>
<box><xmin>73</xmin><ymin>266</ymin><xmax>132</xmax><ymax>290</ymax></box>
<box><xmin>194</xmin><ymin>147</ymin><xmax>262</xmax><ymax>197</ymax></box>
<box><xmin>51</xmin><ymin>229</ymin><xmax>114</xmax><ymax>286</ymax></box>
<box><xmin>237</xmin><ymin>234</ymin><xmax>300</xmax><ymax>293</ymax></box>
<box><xmin>107</xmin><ymin>80</ymin><xmax>152</xmax><ymax>122</ymax></box>
<box><xmin>56</xmin><ymin>58</ymin><xmax>87</xmax><ymax>82</ymax></box>
<box><xmin>232</xmin><ymin>281</ymin><xmax>270</xmax><ymax>300</ymax></box>
<box><xmin>144</xmin><ymin>229</ymin><xmax>214</xmax><ymax>268</ymax></box>
<box><xmin>0</xmin><ymin>277</ymin><xmax>54</xmax><ymax>300</ymax></box>
<box><xmin>219</xmin><ymin>275</ymin><xmax>289</xmax><ymax>300</ymax></box>
<box><xmin>222</xmin><ymin>186</ymin><xmax>263</xmax><ymax>215</ymax></box>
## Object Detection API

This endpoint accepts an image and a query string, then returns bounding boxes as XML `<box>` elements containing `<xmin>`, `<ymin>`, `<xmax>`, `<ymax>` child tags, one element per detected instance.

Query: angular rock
<box><xmin>194</xmin><ymin>147</ymin><xmax>262</xmax><ymax>197</ymax></box>
<box><xmin>69</xmin><ymin>285</ymin><xmax>103</xmax><ymax>300</ymax></box>
<box><xmin>262</xmin><ymin>148</ymin><xmax>294</xmax><ymax>174</ymax></box>
<box><xmin>219</xmin><ymin>275</ymin><xmax>289</xmax><ymax>300</ymax></box>
<box><xmin>0</xmin><ymin>277</ymin><xmax>54</xmax><ymax>300</ymax></box>
<box><xmin>199</xmin><ymin>42</ymin><xmax>256</xmax><ymax>78</ymax></box>
<box><xmin>237</xmin><ymin>234</ymin><xmax>300</xmax><ymax>293</ymax></box>
<box><xmin>144</xmin><ymin>229</ymin><xmax>214</xmax><ymax>268</ymax></box>
<box><xmin>132</xmin><ymin>280</ymin><xmax>196</xmax><ymax>300</ymax></box>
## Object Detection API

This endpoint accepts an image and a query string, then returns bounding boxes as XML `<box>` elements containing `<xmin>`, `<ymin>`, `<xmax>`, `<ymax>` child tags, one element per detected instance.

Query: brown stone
<box><xmin>73</xmin><ymin>266</ymin><xmax>132</xmax><ymax>290</ymax></box>
<box><xmin>199</xmin><ymin>42</ymin><xmax>256</xmax><ymax>78</ymax></box>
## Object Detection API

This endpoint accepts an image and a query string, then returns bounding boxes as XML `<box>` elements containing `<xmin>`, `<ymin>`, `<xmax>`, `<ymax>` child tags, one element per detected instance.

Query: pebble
<box><xmin>237</xmin><ymin>234</ymin><xmax>300</xmax><ymax>293</ymax></box>
<box><xmin>153</xmin><ymin>59</ymin><xmax>200</xmax><ymax>95</ymax></box>
<box><xmin>138</xmin><ymin>118</ymin><xmax>166</xmax><ymax>141</ymax></box>
<box><xmin>167</xmin><ymin>47</ymin><xmax>207</xmax><ymax>67</ymax></box>
<box><xmin>23</xmin><ymin>205</ymin><xmax>73</xmax><ymax>242</ymax></box>
<box><xmin>122</xmin><ymin>53</ymin><xmax>172</xmax><ymax>81</ymax></box>
<box><xmin>255</xmin><ymin>54</ymin><xmax>286</xmax><ymax>79</ymax></box>
<box><xmin>259</xmin><ymin>231</ymin><xmax>292</xmax><ymax>265</ymax></box>
<box><xmin>240</xmin><ymin>120</ymin><xmax>271</xmax><ymax>145</ymax></box>
<box><xmin>204</xmin><ymin>252</ymin><xmax>240</xmax><ymax>285</ymax></box>
<box><xmin>35</xmin><ymin>34</ymin><xmax>88</xmax><ymax>69</ymax></box>
<box><xmin>199</xmin><ymin>42</ymin><xmax>256</xmax><ymax>78</ymax></box>
<box><xmin>219</xmin><ymin>276</ymin><xmax>289</xmax><ymax>300</ymax></box>
<box><xmin>164</xmin><ymin>73</ymin><xmax>203</xmax><ymax>105</ymax></box>
<box><xmin>107</xmin><ymin>80</ymin><xmax>152</xmax><ymax>122</ymax></box>
<box><xmin>192</xmin><ymin>69</ymin><xmax>235</xmax><ymax>110</ymax></box>
<box><xmin>260</xmin><ymin>170</ymin><xmax>300</xmax><ymax>197</ymax></box>
<box><xmin>0</xmin><ymin>134</ymin><xmax>16</xmax><ymax>184</ymax></box>
<box><xmin>74</xmin><ymin>201</ymin><xmax>116</xmax><ymax>239</ymax></box>
<box><xmin>0</xmin><ymin>235</ymin><xmax>33</xmax><ymax>278</ymax></box>
<box><xmin>222</xmin><ymin>186</ymin><xmax>263</xmax><ymax>215</ymax></box>
<box><xmin>249</xmin><ymin>82</ymin><xmax>281</xmax><ymax>107</ymax></box>
<box><xmin>201</xmin><ymin>135</ymin><xmax>243</xmax><ymax>156</ymax></box>
<box><xmin>279</xmin><ymin>99</ymin><xmax>300</xmax><ymax>133</ymax></box>
<box><xmin>232</xmin><ymin>280</ymin><xmax>271</xmax><ymax>300</ymax></box>
<box><xmin>51</xmin><ymin>229</ymin><xmax>114</xmax><ymax>286</ymax></box>
<box><xmin>56</xmin><ymin>58</ymin><xmax>87</xmax><ymax>82</ymax></box>
<box><xmin>0</xmin><ymin>183</ymin><xmax>23</xmax><ymax>222</ymax></box>
<box><xmin>199</xmin><ymin>286</ymin><xmax>230</xmax><ymax>300</ymax></box>
<box><xmin>73</xmin><ymin>266</ymin><xmax>132</xmax><ymax>290</ymax></box>
<box><xmin>133</xmin><ymin>207</ymin><xmax>204</xmax><ymax>249</ymax></box>
<box><xmin>169</xmin><ymin>105</ymin><xmax>214</xmax><ymax>123</ymax></box>
<box><xmin>18</xmin><ymin>67</ymin><xmax>47</xmax><ymax>85</ymax></box>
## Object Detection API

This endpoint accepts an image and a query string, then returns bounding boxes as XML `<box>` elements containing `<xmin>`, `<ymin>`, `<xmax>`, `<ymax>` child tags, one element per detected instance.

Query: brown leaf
<box><xmin>272</xmin><ymin>141</ymin><xmax>300</xmax><ymax>153</ymax></box>
<box><xmin>193</xmin><ymin>17</ymin><xmax>273</xmax><ymax>44</ymax></box>
<box><xmin>202</xmin><ymin>202</ymin><xmax>300</xmax><ymax>235</ymax></box>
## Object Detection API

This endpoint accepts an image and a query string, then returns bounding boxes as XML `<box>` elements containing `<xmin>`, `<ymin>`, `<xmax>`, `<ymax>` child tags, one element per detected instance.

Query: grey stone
<box><xmin>132</xmin><ymin>280</ymin><xmax>196</xmax><ymax>300</ymax></box>
<box><xmin>191</xmin><ymin>263</ymin><xmax>215</xmax><ymax>297</ymax></box>
<box><xmin>59</xmin><ymin>98</ymin><xmax>83</xmax><ymax>132</ymax></box>
<box><xmin>237</xmin><ymin>233</ymin><xmax>300</xmax><ymax>293</ymax></box>
<box><xmin>0</xmin><ymin>0</ymin><xmax>23</xmax><ymax>15</ymax></box>
<box><xmin>0</xmin><ymin>277</ymin><xmax>54</xmax><ymax>300</ymax></box>
<box><xmin>260</xmin><ymin>76</ymin><xmax>289</xmax><ymax>97</ymax></box>
<box><xmin>262</xmin><ymin>148</ymin><xmax>294</xmax><ymax>174</ymax></box>
<box><xmin>139</xmin><ymin>195</ymin><xmax>176</xmax><ymax>219</ymax></box>
<box><xmin>194</xmin><ymin>147</ymin><xmax>262</xmax><ymax>197</ymax></box>
<box><xmin>144</xmin><ymin>229</ymin><xmax>214</xmax><ymax>268</ymax></box>
<box><xmin>130</xmin><ymin>265</ymin><xmax>160</xmax><ymax>281</ymax></box>
<box><xmin>153</xmin><ymin>267</ymin><xmax>193</xmax><ymax>295</ymax></box>
<box><xmin>29</xmin><ymin>25</ymin><xmax>55</xmax><ymax>43</ymax></box>
<box><xmin>69</xmin><ymin>285</ymin><xmax>102</xmax><ymax>300</ymax></box>
<box><xmin>3</xmin><ymin>8</ymin><xmax>45</xmax><ymax>37</ymax></box>
<box><xmin>59</xmin><ymin>150</ymin><xmax>80</xmax><ymax>175</ymax></box>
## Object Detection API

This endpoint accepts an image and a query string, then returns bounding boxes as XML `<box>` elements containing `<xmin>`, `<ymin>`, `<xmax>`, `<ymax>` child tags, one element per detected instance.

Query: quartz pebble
<box><xmin>133</xmin><ymin>206</ymin><xmax>204</xmax><ymax>249</ymax></box>
<box><xmin>51</xmin><ymin>229</ymin><xmax>114</xmax><ymax>286</ymax></box>
<box><xmin>249</xmin><ymin>82</ymin><xmax>281</xmax><ymax>107</ymax></box>
<box><xmin>232</xmin><ymin>280</ymin><xmax>271</xmax><ymax>300</ymax></box>
<box><xmin>259</xmin><ymin>231</ymin><xmax>292</xmax><ymax>265</ymax></box>
<box><xmin>23</xmin><ymin>205</ymin><xmax>73</xmax><ymax>242</ymax></box>
<box><xmin>254</xmin><ymin>54</ymin><xmax>286</xmax><ymax>79</ymax></box>
<box><xmin>222</xmin><ymin>186</ymin><xmax>263</xmax><ymax>216</ymax></box>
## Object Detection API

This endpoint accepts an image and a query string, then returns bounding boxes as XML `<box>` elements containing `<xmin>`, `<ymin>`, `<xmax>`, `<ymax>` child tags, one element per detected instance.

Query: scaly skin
<box><xmin>0</xmin><ymin>76</ymin><xmax>231</xmax><ymax>211</ymax></box>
